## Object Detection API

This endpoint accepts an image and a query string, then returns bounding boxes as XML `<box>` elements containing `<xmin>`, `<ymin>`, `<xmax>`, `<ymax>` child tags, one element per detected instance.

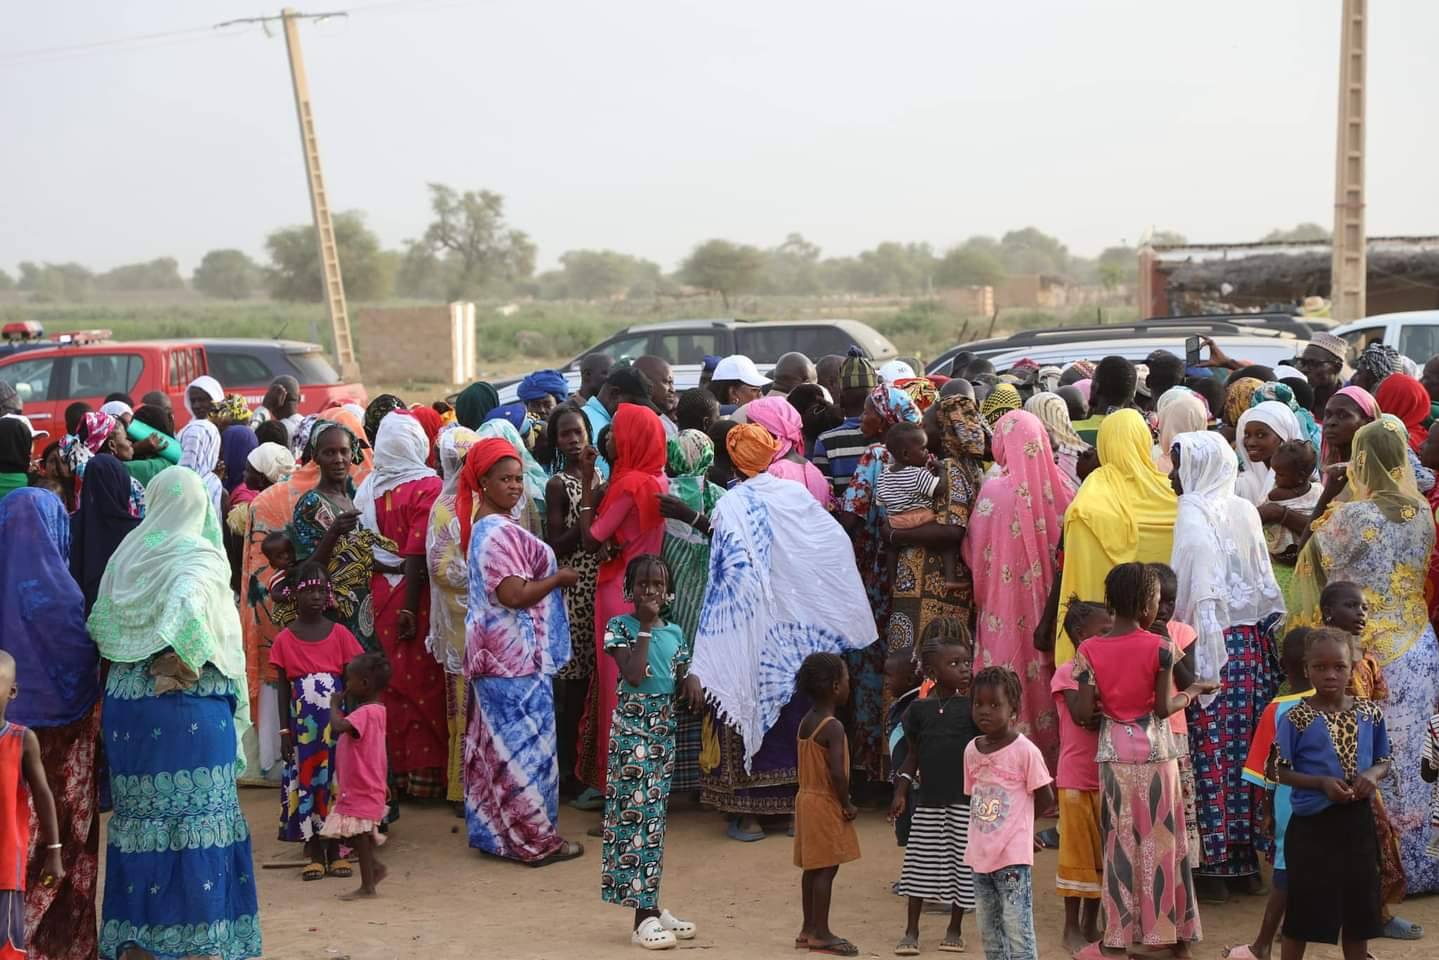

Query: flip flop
<box><xmin>1381</xmin><ymin>916</ymin><xmax>1424</xmax><ymax>940</ymax></box>
<box><xmin>1036</xmin><ymin>827</ymin><xmax>1061</xmax><ymax>849</ymax></box>
<box><xmin>894</xmin><ymin>934</ymin><xmax>920</xmax><ymax>956</ymax></box>
<box><xmin>939</xmin><ymin>935</ymin><xmax>966</xmax><ymax>952</ymax></box>
<box><xmin>809</xmin><ymin>939</ymin><xmax>858</xmax><ymax>957</ymax></box>
<box><xmin>726</xmin><ymin>820</ymin><xmax>765</xmax><ymax>842</ymax></box>
<box><xmin>526</xmin><ymin>840</ymin><xmax>584</xmax><ymax>867</ymax></box>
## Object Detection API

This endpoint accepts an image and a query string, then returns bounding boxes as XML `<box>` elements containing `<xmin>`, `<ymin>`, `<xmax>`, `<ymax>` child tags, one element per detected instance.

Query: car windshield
<box><xmin>287</xmin><ymin>350</ymin><xmax>342</xmax><ymax>385</ymax></box>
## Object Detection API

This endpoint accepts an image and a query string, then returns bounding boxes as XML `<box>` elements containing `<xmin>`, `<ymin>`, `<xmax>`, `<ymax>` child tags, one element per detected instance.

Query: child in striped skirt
<box><xmin>889</xmin><ymin>618</ymin><xmax>977</xmax><ymax>955</ymax></box>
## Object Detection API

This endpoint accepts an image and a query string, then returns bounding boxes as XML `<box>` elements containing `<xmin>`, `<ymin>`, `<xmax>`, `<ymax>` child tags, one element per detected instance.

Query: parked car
<box><xmin>978</xmin><ymin>333</ymin><xmax>1304</xmax><ymax>380</ymax></box>
<box><xmin>494</xmin><ymin>318</ymin><xmax>898</xmax><ymax>403</ymax></box>
<box><xmin>0</xmin><ymin>337</ymin><xmax>365</xmax><ymax>454</ymax></box>
<box><xmin>927</xmin><ymin>314</ymin><xmax>1316</xmax><ymax>377</ymax></box>
<box><xmin>1333</xmin><ymin>311</ymin><xmax>1439</xmax><ymax>367</ymax></box>
<box><xmin>197</xmin><ymin>338</ymin><xmax>366</xmax><ymax>413</ymax></box>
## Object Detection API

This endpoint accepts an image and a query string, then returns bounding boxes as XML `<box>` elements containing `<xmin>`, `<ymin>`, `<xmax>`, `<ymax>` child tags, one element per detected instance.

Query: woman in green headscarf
<box><xmin>455</xmin><ymin>381</ymin><xmax>500</xmax><ymax>430</ymax></box>
<box><xmin>658</xmin><ymin>428</ymin><xmax>727</xmax><ymax>795</ymax></box>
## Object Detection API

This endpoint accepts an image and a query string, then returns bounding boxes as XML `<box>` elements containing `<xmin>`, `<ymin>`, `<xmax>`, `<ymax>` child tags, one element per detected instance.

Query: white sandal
<box><xmin>632</xmin><ymin>917</ymin><xmax>677</xmax><ymax>950</ymax></box>
<box><xmin>658</xmin><ymin>909</ymin><xmax>696</xmax><ymax>940</ymax></box>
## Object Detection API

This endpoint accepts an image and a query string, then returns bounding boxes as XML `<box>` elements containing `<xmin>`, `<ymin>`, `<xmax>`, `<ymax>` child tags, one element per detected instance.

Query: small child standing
<box><xmin>320</xmin><ymin>651</ymin><xmax>391</xmax><ymax>900</ymax></box>
<box><xmin>1227</xmin><ymin>627</ymin><xmax>1313</xmax><ymax>960</ymax></box>
<box><xmin>1050</xmin><ymin>599</ymin><xmax>1111</xmax><ymax>952</ymax></box>
<box><xmin>890</xmin><ymin>618</ymin><xmax>978</xmax><ymax>956</ymax></box>
<box><xmin>794</xmin><ymin>653</ymin><xmax>861</xmax><ymax>958</ymax></box>
<box><xmin>270</xmin><ymin>562</ymin><xmax>364</xmax><ymax>881</ymax></box>
<box><xmin>600</xmin><ymin>555</ymin><xmax>702</xmax><ymax>951</ymax></box>
<box><xmin>877</xmin><ymin>422</ymin><xmax>960</xmax><ymax>589</ymax></box>
<box><xmin>963</xmin><ymin>666</ymin><xmax>1054</xmax><ymax>960</ymax></box>
<box><xmin>1148</xmin><ymin>563</ymin><xmax>1202</xmax><ymax>861</ymax></box>
<box><xmin>0</xmin><ymin>651</ymin><xmax>64</xmax><ymax>960</ymax></box>
<box><xmin>1275</xmin><ymin>627</ymin><xmax>1391</xmax><ymax>959</ymax></box>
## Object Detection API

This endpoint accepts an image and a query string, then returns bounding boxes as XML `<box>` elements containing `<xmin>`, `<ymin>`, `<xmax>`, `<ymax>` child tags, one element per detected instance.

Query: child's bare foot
<box><xmin>1062</xmin><ymin>928</ymin><xmax>1090</xmax><ymax>954</ymax></box>
<box><xmin>338</xmin><ymin>886</ymin><xmax>378</xmax><ymax>900</ymax></box>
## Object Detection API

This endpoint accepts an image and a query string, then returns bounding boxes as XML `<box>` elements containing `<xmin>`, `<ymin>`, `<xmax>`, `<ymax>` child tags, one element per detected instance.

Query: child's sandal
<box><xmin>326</xmin><ymin>858</ymin><xmax>354</xmax><ymax>879</ymax></box>
<box><xmin>895</xmin><ymin>934</ymin><xmax>920</xmax><ymax>956</ymax></box>
<box><xmin>938</xmin><ymin>935</ymin><xmax>966</xmax><ymax>953</ymax></box>
<box><xmin>301</xmin><ymin>862</ymin><xmax>325</xmax><ymax>881</ymax></box>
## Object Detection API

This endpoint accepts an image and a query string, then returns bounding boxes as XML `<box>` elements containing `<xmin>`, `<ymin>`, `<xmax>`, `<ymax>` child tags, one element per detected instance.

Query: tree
<box><xmin>0</xmin><ymin>269</ymin><xmax>12</xmax><ymax>292</ymax></box>
<box><xmin>998</xmin><ymin>227</ymin><xmax>1069</xmax><ymax>275</ymax></box>
<box><xmin>761</xmin><ymin>233</ymin><xmax>823</xmax><ymax>295</ymax></box>
<box><xmin>264</xmin><ymin>210</ymin><xmax>390</xmax><ymax>302</ymax></box>
<box><xmin>96</xmin><ymin>257</ymin><xmax>183</xmax><ymax>292</ymax></box>
<box><xmin>192</xmin><ymin>249</ymin><xmax>260</xmax><ymax>300</ymax></box>
<box><xmin>678</xmin><ymin>239</ymin><xmax>765</xmax><ymax>307</ymax></box>
<box><xmin>556</xmin><ymin>250</ymin><xmax>662</xmax><ymax>300</ymax></box>
<box><xmin>1095</xmin><ymin>245</ymin><xmax>1138</xmax><ymax>290</ymax></box>
<box><xmin>1261</xmin><ymin>223</ymin><xmax>1330</xmax><ymax>242</ymax></box>
<box><xmin>1149</xmin><ymin>230</ymin><xmax>1188</xmax><ymax>247</ymax></box>
<box><xmin>17</xmin><ymin>261</ymin><xmax>93</xmax><ymax>302</ymax></box>
<box><xmin>421</xmin><ymin>184</ymin><xmax>536</xmax><ymax>299</ymax></box>
<box><xmin>935</xmin><ymin>240</ymin><xmax>1006</xmax><ymax>287</ymax></box>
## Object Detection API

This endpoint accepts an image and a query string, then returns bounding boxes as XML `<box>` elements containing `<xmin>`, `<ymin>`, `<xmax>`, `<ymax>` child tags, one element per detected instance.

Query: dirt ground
<box><xmin>190</xmin><ymin>788</ymin><xmax>1439</xmax><ymax>960</ymax></box>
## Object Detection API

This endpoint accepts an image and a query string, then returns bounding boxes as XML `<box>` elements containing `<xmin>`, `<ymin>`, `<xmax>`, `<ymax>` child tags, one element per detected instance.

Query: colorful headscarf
<box><xmin>475</xmin><ymin>418</ymin><xmax>547</xmax><ymax>506</ymax></box>
<box><xmin>595</xmin><ymin>404</ymin><xmax>668</xmax><ymax>580</ymax></box>
<box><xmin>1375</xmin><ymin>373</ymin><xmax>1430</xmax><ymax>451</ymax></box>
<box><xmin>745</xmin><ymin>395</ymin><xmax>804</xmax><ymax>460</ymax></box>
<box><xmin>1223</xmin><ymin>377</ymin><xmax>1263</xmax><ymax>427</ymax></box>
<box><xmin>455</xmin><ymin>381</ymin><xmax>500</xmax><ymax>430</ymax></box>
<box><xmin>363</xmin><ymin>394</ymin><xmax>407</xmax><ymax>444</ymax></box>
<box><xmin>1253</xmin><ymin>381</ymin><xmax>1322</xmax><ymax>453</ymax></box>
<box><xmin>939</xmin><ymin>393</ymin><xmax>987</xmax><ymax>460</ymax></box>
<box><xmin>1321</xmin><ymin>384</ymin><xmax>1380</xmax><ymax>466</ymax></box>
<box><xmin>866</xmin><ymin>385</ymin><xmax>920</xmax><ymax>432</ymax></box>
<box><xmin>980</xmin><ymin>382</ymin><xmax>1022</xmax><ymax>427</ymax></box>
<box><xmin>517</xmin><ymin>370</ymin><xmax>569</xmax><ymax>404</ymax></box>
<box><xmin>1356</xmin><ymin>342</ymin><xmax>1401</xmax><ymax>385</ymax></box>
<box><xmin>1024</xmin><ymin>392</ymin><xmax>1084</xmax><ymax>451</ymax></box>
<box><xmin>456</xmin><ymin>436</ymin><xmax>524</xmax><ymax>551</ymax></box>
<box><xmin>212</xmin><ymin>394</ymin><xmax>253</xmax><ymax>428</ymax></box>
<box><xmin>726</xmin><ymin>423</ymin><xmax>782</xmax><ymax>478</ymax></box>
<box><xmin>79</xmin><ymin>411</ymin><xmax>118</xmax><ymax>455</ymax></box>
<box><xmin>840</xmin><ymin>347</ymin><xmax>879</xmax><ymax>392</ymax></box>
<box><xmin>667</xmin><ymin>429</ymin><xmax>715</xmax><ymax>478</ymax></box>
<box><xmin>307</xmin><ymin>417</ymin><xmax>366</xmax><ymax>466</ymax></box>
<box><xmin>897</xmin><ymin>377</ymin><xmax>939</xmax><ymax>413</ymax></box>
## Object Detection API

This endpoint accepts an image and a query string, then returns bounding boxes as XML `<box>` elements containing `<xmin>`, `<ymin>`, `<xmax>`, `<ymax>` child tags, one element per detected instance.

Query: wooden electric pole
<box><xmin>219</xmin><ymin>8</ymin><xmax>360</xmax><ymax>380</ymax></box>
<box><xmin>1331</xmin><ymin>0</ymin><xmax>1367</xmax><ymax>322</ymax></box>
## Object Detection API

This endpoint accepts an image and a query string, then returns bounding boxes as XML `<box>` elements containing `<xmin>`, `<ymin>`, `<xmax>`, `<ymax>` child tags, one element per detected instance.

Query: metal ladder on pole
<box><xmin>1331</xmin><ymin>0</ymin><xmax>1367</xmax><ymax>323</ymax></box>
<box><xmin>283</xmin><ymin>8</ymin><xmax>360</xmax><ymax>381</ymax></box>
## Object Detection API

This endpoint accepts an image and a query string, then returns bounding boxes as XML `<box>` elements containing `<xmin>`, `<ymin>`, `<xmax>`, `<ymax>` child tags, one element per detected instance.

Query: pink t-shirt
<box><xmin>963</xmin><ymin>734</ymin><xmax>1052</xmax><ymax>874</ymax></box>
<box><xmin>333</xmin><ymin>702</ymin><xmax>388</xmax><ymax>821</ymax></box>
<box><xmin>1051</xmin><ymin>662</ymin><xmax>1100</xmax><ymax>792</ymax></box>
<box><xmin>1164</xmin><ymin>622</ymin><xmax>1196</xmax><ymax>736</ymax></box>
<box><xmin>1074</xmin><ymin>629</ymin><xmax>1164</xmax><ymax>722</ymax></box>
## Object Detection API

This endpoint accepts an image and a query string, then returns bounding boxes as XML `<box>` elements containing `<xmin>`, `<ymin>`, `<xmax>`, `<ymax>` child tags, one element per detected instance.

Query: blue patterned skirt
<box><xmin>1378</xmin><ymin>627</ymin><xmax>1439</xmax><ymax>894</ymax></box>
<box><xmin>100</xmin><ymin>659</ymin><xmax>260</xmax><ymax>960</ymax></box>
<box><xmin>601</xmin><ymin>692</ymin><xmax>675</xmax><ymax>910</ymax></box>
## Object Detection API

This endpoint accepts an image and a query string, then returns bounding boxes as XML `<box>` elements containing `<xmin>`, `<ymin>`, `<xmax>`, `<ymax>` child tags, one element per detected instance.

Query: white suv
<box><xmin>1334</xmin><ymin>311</ymin><xmax>1439</xmax><ymax>366</ymax></box>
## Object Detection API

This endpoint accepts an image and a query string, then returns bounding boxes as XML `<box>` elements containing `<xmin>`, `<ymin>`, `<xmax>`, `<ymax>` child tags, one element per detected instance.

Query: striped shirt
<box><xmin>877</xmin><ymin>465</ymin><xmax>940</xmax><ymax>515</ymax></box>
<box><xmin>812</xmin><ymin>418</ymin><xmax>869</xmax><ymax>496</ymax></box>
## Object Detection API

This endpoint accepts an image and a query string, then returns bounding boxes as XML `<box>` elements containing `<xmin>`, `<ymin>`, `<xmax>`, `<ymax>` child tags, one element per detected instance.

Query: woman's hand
<box><xmin>657</xmin><ymin>493</ymin><xmax>696</xmax><ymax>523</ymax></box>
<box><xmin>280</xmin><ymin>731</ymin><xmax>295</xmax><ymax>763</ymax></box>
<box><xmin>555</xmin><ymin>567</ymin><xmax>580</xmax><ymax>590</ymax></box>
<box><xmin>1198</xmin><ymin>337</ymin><xmax>1234</xmax><ymax>370</ymax></box>
<box><xmin>396</xmin><ymin>609</ymin><xmax>417</xmax><ymax>641</ymax></box>
<box><xmin>40</xmin><ymin>848</ymin><xmax>64</xmax><ymax>889</ymax></box>
<box><xmin>579</xmin><ymin>445</ymin><xmax>598</xmax><ymax>478</ymax></box>
<box><xmin>680</xmin><ymin>674</ymin><xmax>704</xmax><ymax>711</ymax></box>
<box><xmin>132</xmin><ymin>433</ymin><xmax>166</xmax><ymax>458</ymax></box>
<box><xmin>332</xmin><ymin>510</ymin><xmax>360</xmax><ymax>536</ymax></box>
<box><xmin>1321</xmin><ymin>776</ymin><xmax>1356</xmax><ymax>803</ymax></box>
<box><xmin>1323</xmin><ymin>463</ymin><xmax>1350</xmax><ymax>493</ymax></box>
<box><xmin>842</xmin><ymin>802</ymin><xmax>859</xmax><ymax>821</ymax></box>
<box><xmin>1188</xmin><ymin>680</ymin><xmax>1220</xmax><ymax>698</ymax></box>
<box><xmin>1076</xmin><ymin>447</ymin><xmax>1100</xmax><ymax>481</ymax></box>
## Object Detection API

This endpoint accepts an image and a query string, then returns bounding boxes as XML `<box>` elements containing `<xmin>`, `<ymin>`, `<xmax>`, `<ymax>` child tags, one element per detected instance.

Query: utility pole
<box><xmin>1331</xmin><ymin>0</ymin><xmax>1367</xmax><ymax>322</ymax></box>
<box><xmin>219</xmin><ymin>9</ymin><xmax>360</xmax><ymax>380</ymax></box>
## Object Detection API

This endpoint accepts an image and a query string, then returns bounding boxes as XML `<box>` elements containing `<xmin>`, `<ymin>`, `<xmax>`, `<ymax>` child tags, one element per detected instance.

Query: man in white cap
<box><xmin>708</xmin><ymin>354</ymin><xmax>768</xmax><ymax>416</ymax></box>
<box><xmin>1293</xmin><ymin>332</ymin><xmax>1350</xmax><ymax>418</ymax></box>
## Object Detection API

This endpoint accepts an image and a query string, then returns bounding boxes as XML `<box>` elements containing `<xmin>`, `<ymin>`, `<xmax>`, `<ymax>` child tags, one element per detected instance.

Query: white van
<box><xmin>1333</xmin><ymin>311</ymin><xmax>1439</xmax><ymax>366</ymax></box>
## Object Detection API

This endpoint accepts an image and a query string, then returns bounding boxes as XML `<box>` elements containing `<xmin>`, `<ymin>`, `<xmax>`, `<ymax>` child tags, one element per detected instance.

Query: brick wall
<box><xmin>355</xmin><ymin>306</ymin><xmax>460</xmax><ymax>384</ymax></box>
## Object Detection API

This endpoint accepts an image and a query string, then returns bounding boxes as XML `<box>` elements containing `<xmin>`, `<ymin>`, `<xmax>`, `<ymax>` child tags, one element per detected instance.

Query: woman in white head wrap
<box><xmin>178</xmin><ymin>417</ymin><xmax>225</xmax><ymax>518</ymax></box>
<box><xmin>1232</xmin><ymin>400</ymin><xmax>1305</xmax><ymax>506</ymax></box>
<box><xmin>184</xmin><ymin>375</ymin><xmax>225</xmax><ymax>420</ymax></box>
<box><xmin>1153</xmin><ymin>387</ymin><xmax>1208</xmax><ymax>475</ymax></box>
<box><xmin>100</xmin><ymin>399</ymin><xmax>133</xmax><ymax>424</ymax></box>
<box><xmin>248</xmin><ymin>442</ymin><xmax>296</xmax><ymax>486</ymax></box>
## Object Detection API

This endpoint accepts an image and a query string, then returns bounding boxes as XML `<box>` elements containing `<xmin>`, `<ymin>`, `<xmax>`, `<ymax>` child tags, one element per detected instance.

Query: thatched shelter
<box><xmin>1138</xmin><ymin>237</ymin><xmax>1439</xmax><ymax>317</ymax></box>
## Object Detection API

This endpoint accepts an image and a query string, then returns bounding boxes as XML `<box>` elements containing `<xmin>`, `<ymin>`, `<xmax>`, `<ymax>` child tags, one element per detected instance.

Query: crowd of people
<box><xmin>1</xmin><ymin>333</ymin><xmax>1438</xmax><ymax>959</ymax></box>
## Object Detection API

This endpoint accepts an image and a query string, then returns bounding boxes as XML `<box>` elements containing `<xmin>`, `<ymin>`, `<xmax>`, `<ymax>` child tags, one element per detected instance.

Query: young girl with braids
<box><xmin>889</xmin><ymin>617</ymin><xmax>977</xmax><ymax>956</ymax></box>
<box><xmin>599</xmin><ymin>554</ymin><xmax>704</xmax><ymax>950</ymax></box>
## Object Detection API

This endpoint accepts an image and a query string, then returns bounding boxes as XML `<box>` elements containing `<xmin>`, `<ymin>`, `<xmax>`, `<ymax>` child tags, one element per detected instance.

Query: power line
<box><xmin>0</xmin><ymin>24</ymin><xmax>221</xmax><ymax>66</ymax></box>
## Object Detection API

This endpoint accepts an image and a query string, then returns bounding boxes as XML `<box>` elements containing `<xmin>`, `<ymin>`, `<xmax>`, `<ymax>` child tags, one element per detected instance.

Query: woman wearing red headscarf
<box><xmin>408</xmin><ymin>404</ymin><xmax>445</xmax><ymax>468</ymax></box>
<box><xmin>459</xmin><ymin>436</ymin><xmax>583</xmax><ymax>864</ymax></box>
<box><xmin>1377</xmin><ymin>373</ymin><xmax>1431</xmax><ymax>452</ymax></box>
<box><xmin>575</xmin><ymin>403</ymin><xmax>670</xmax><ymax>788</ymax></box>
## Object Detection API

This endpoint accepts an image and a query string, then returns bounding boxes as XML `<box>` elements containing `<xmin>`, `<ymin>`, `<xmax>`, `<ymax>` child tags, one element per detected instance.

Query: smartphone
<box><xmin>1185</xmin><ymin>336</ymin><xmax>1202</xmax><ymax>367</ymax></box>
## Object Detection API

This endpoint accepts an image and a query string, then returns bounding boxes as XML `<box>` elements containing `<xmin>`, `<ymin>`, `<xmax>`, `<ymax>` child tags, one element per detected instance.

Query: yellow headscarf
<box><xmin>1053</xmin><ymin>409</ymin><xmax>1178</xmax><ymax>662</ymax></box>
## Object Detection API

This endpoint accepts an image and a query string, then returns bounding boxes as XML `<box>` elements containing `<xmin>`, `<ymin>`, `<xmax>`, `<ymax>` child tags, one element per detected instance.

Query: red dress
<box><xmin>372</xmin><ymin>475</ymin><xmax>449</xmax><ymax>797</ymax></box>
<box><xmin>1</xmin><ymin>721</ymin><xmax>30</xmax><ymax>960</ymax></box>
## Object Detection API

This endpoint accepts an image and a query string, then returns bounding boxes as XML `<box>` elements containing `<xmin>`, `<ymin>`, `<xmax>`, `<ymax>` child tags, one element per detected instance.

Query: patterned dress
<box><xmin>554</xmin><ymin>472</ymin><xmax>600</xmax><ymax>683</ymax></box>
<box><xmin>839</xmin><ymin>444</ymin><xmax>896</xmax><ymax>777</ymax></box>
<box><xmin>289</xmin><ymin>487</ymin><xmax>389</xmax><ymax>652</ymax></box>
<box><xmin>600</xmin><ymin>616</ymin><xmax>687</xmax><ymax>909</ymax></box>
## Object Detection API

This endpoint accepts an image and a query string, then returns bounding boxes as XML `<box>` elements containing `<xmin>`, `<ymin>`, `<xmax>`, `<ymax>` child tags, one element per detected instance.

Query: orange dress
<box><xmin>793</xmin><ymin>716</ymin><xmax>862</xmax><ymax>870</ymax></box>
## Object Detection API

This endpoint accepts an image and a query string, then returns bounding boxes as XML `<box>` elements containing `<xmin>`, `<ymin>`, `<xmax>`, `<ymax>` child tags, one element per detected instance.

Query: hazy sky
<box><xmin>3</xmin><ymin>0</ymin><xmax>1435</xmax><ymax>275</ymax></box>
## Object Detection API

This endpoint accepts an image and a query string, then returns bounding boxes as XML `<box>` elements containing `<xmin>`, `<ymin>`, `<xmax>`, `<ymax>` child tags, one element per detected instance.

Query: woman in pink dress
<box><xmin>576</xmin><ymin>403</ymin><xmax>670</xmax><ymax>787</ymax></box>
<box><xmin>963</xmin><ymin>409</ymin><xmax>1073</xmax><ymax>774</ymax></box>
<box><xmin>357</xmin><ymin>411</ymin><xmax>449</xmax><ymax>800</ymax></box>
<box><xmin>745</xmin><ymin>395</ymin><xmax>833</xmax><ymax>508</ymax></box>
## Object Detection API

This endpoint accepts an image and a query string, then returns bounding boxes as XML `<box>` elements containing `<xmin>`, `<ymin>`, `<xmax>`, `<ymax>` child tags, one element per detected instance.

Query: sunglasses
<box><xmin>1293</xmin><ymin>356</ymin><xmax>1339</xmax><ymax>370</ymax></box>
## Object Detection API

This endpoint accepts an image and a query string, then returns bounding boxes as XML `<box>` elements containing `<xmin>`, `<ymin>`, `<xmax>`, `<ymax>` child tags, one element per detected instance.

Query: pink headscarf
<box><xmin>1322</xmin><ymin>384</ymin><xmax>1380</xmax><ymax>465</ymax></box>
<box><xmin>962</xmin><ymin>409</ymin><xmax>1071</xmax><ymax>761</ymax></box>
<box><xmin>745</xmin><ymin>396</ymin><xmax>803</xmax><ymax>461</ymax></box>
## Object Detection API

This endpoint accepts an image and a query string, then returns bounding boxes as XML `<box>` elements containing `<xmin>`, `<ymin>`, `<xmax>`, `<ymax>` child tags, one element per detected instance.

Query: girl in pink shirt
<box><xmin>963</xmin><ymin>666</ymin><xmax>1054</xmax><ymax>960</ymax></box>
<box><xmin>321</xmin><ymin>652</ymin><xmax>392</xmax><ymax>900</ymax></box>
